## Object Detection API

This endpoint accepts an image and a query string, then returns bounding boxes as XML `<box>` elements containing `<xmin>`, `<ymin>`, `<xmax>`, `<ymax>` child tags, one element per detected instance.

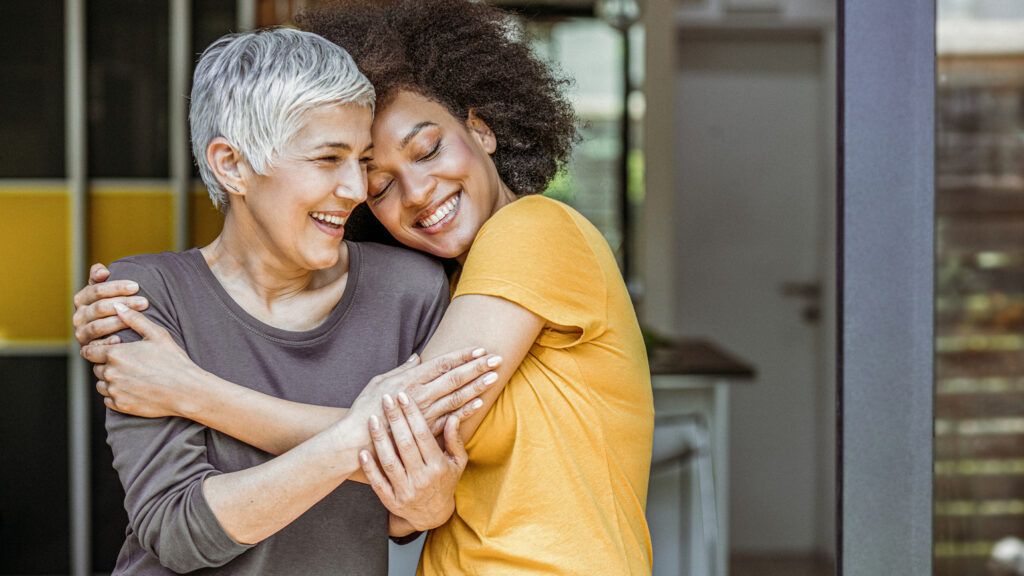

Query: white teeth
<box><xmin>418</xmin><ymin>195</ymin><xmax>459</xmax><ymax>228</ymax></box>
<box><xmin>310</xmin><ymin>211</ymin><xmax>346</xmax><ymax>227</ymax></box>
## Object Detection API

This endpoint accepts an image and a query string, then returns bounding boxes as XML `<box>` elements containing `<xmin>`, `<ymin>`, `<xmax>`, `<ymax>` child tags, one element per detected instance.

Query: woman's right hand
<box><xmin>348</xmin><ymin>348</ymin><xmax>501</xmax><ymax>439</ymax></box>
<box><xmin>72</xmin><ymin>263</ymin><xmax>150</xmax><ymax>346</ymax></box>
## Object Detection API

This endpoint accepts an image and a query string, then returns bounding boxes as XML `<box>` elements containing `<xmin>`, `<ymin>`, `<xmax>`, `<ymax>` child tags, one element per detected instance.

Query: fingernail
<box><xmin>127</xmin><ymin>297</ymin><xmax>147</xmax><ymax>308</ymax></box>
<box><xmin>483</xmin><ymin>372</ymin><xmax>498</xmax><ymax>385</ymax></box>
<box><xmin>471</xmin><ymin>399</ymin><xmax>484</xmax><ymax>409</ymax></box>
<box><xmin>486</xmin><ymin>355</ymin><xmax>502</xmax><ymax>368</ymax></box>
<box><xmin>397</xmin><ymin>392</ymin><xmax>410</xmax><ymax>406</ymax></box>
<box><xmin>125</xmin><ymin>281</ymin><xmax>139</xmax><ymax>292</ymax></box>
<box><xmin>359</xmin><ymin>451</ymin><xmax>370</xmax><ymax>464</ymax></box>
<box><xmin>382</xmin><ymin>394</ymin><xmax>395</xmax><ymax>409</ymax></box>
<box><xmin>407</xmin><ymin>353</ymin><xmax>418</xmax><ymax>363</ymax></box>
<box><xmin>369</xmin><ymin>415</ymin><xmax>380</xmax><ymax>430</ymax></box>
<box><xmin>113</xmin><ymin>303</ymin><xmax>128</xmax><ymax>313</ymax></box>
<box><xmin>472</xmin><ymin>348</ymin><xmax>486</xmax><ymax>358</ymax></box>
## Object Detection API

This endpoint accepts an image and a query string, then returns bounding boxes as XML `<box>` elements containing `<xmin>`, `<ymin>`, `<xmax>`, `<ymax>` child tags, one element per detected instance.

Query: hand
<box><xmin>81</xmin><ymin>303</ymin><xmax>205</xmax><ymax>418</ymax></box>
<box><xmin>360</xmin><ymin>392</ymin><xmax>474</xmax><ymax>531</ymax></box>
<box><xmin>72</xmin><ymin>263</ymin><xmax>150</xmax><ymax>346</ymax></box>
<box><xmin>349</xmin><ymin>348</ymin><xmax>501</xmax><ymax>439</ymax></box>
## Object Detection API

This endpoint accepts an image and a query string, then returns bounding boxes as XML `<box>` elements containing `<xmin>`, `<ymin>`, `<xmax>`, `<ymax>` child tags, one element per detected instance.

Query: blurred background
<box><xmin>0</xmin><ymin>0</ymin><xmax>1021</xmax><ymax>575</ymax></box>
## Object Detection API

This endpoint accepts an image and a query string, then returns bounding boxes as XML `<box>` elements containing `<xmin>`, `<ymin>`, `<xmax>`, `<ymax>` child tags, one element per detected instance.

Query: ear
<box><xmin>465</xmin><ymin>109</ymin><xmax>497</xmax><ymax>155</ymax></box>
<box><xmin>206</xmin><ymin>137</ymin><xmax>250</xmax><ymax>199</ymax></box>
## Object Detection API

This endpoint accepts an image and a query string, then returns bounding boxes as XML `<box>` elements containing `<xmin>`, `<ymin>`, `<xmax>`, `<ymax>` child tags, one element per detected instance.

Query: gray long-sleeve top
<box><xmin>105</xmin><ymin>242</ymin><xmax>448</xmax><ymax>575</ymax></box>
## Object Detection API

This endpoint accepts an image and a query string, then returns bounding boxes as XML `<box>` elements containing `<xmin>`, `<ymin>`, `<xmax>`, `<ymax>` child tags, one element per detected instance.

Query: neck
<box><xmin>455</xmin><ymin>180</ymin><xmax>518</xmax><ymax>265</ymax></box>
<box><xmin>201</xmin><ymin>208</ymin><xmax>345</xmax><ymax>307</ymax></box>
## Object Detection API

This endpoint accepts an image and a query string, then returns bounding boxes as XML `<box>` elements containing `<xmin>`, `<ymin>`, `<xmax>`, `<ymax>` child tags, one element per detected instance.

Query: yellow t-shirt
<box><xmin>419</xmin><ymin>196</ymin><xmax>655</xmax><ymax>575</ymax></box>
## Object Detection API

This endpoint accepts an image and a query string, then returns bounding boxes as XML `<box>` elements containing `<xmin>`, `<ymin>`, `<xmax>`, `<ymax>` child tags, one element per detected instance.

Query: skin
<box><xmin>76</xmin><ymin>90</ymin><xmax>549</xmax><ymax>537</ymax></box>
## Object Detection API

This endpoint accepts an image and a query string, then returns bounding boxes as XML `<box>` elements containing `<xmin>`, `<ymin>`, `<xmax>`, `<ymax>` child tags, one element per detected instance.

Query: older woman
<box><xmin>78</xmin><ymin>1</ymin><xmax>655</xmax><ymax>574</ymax></box>
<box><xmin>81</xmin><ymin>27</ymin><xmax>499</xmax><ymax>575</ymax></box>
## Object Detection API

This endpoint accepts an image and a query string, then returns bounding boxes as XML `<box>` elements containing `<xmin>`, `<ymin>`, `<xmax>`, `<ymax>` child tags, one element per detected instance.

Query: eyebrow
<box><xmin>400</xmin><ymin>122</ymin><xmax>439</xmax><ymax>150</ymax></box>
<box><xmin>313</xmin><ymin>142</ymin><xmax>353</xmax><ymax>151</ymax></box>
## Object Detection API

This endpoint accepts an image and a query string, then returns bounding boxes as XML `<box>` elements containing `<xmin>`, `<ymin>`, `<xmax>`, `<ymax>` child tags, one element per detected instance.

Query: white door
<box><xmin>672</xmin><ymin>34</ymin><xmax>830</xmax><ymax>556</ymax></box>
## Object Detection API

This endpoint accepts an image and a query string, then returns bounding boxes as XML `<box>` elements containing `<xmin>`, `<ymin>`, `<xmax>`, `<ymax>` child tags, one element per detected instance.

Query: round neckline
<box><xmin>183</xmin><ymin>241</ymin><xmax>360</xmax><ymax>344</ymax></box>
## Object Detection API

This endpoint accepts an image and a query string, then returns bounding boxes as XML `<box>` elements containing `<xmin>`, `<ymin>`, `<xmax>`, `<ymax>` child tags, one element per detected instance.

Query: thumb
<box><xmin>113</xmin><ymin>303</ymin><xmax>165</xmax><ymax>341</ymax></box>
<box><xmin>444</xmin><ymin>414</ymin><xmax>468</xmax><ymax>469</ymax></box>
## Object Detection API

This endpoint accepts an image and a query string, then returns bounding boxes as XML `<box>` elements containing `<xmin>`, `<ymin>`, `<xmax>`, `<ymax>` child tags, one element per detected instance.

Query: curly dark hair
<box><xmin>295</xmin><ymin>0</ymin><xmax>578</xmax><ymax>199</ymax></box>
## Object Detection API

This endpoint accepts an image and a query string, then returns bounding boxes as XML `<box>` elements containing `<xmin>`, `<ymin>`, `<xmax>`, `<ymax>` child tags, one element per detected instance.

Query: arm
<box><xmin>418</xmin><ymin>294</ymin><xmax>545</xmax><ymax>442</ymax></box>
<box><xmin>78</xmin><ymin>264</ymin><xmax>498</xmax><ymax>455</ymax></box>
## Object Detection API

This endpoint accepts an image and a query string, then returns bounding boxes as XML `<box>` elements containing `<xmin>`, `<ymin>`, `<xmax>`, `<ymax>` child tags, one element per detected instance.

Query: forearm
<box><xmin>187</xmin><ymin>369</ymin><xmax>347</xmax><ymax>455</ymax></box>
<box><xmin>203</xmin><ymin>415</ymin><xmax>366</xmax><ymax>544</ymax></box>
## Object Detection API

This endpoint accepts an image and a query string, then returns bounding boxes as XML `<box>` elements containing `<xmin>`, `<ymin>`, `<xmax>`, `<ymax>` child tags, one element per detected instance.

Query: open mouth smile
<box><xmin>415</xmin><ymin>192</ymin><xmax>461</xmax><ymax>232</ymax></box>
<box><xmin>310</xmin><ymin>211</ymin><xmax>347</xmax><ymax>237</ymax></box>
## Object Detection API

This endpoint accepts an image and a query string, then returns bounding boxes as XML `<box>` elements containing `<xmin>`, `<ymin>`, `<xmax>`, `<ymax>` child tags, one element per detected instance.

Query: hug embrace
<box><xmin>73</xmin><ymin>1</ymin><xmax>654</xmax><ymax>574</ymax></box>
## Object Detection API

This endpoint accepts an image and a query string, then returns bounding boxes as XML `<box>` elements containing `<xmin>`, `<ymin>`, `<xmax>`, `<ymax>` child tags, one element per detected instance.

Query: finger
<box><xmin>88</xmin><ymin>263</ymin><xmax>110</xmax><ymax>285</ymax></box>
<box><xmin>444</xmin><ymin>412</ymin><xmax>470</xmax><ymax>469</ymax></box>
<box><xmin>408</xmin><ymin>347</ymin><xmax>488</xmax><ymax>387</ymax></box>
<box><xmin>91</xmin><ymin>362</ymin><xmax>107</xmax><ymax>381</ymax></box>
<box><xmin>369</xmin><ymin>414</ymin><xmax>407</xmax><ymax>487</ymax></box>
<box><xmin>384</xmin><ymin>394</ymin><xmax>426</xmax><ymax>473</ymax></box>
<box><xmin>92</xmin><ymin>334</ymin><xmax>122</xmax><ymax>347</ymax></box>
<box><xmin>422</xmin><ymin>370</ymin><xmax>498</xmax><ymax>422</ymax></box>
<box><xmin>75</xmin><ymin>316</ymin><xmax>130</xmax><ymax>346</ymax></box>
<box><xmin>75</xmin><ymin>295</ymin><xmax>149</xmax><ymax>331</ymax></box>
<box><xmin>359</xmin><ymin>450</ymin><xmax>398</xmax><ymax>507</ymax></box>
<box><xmin>103</xmin><ymin>397</ymin><xmax>120</xmax><ymax>412</ymax></box>
<box><xmin>430</xmin><ymin>398</ymin><xmax>484</xmax><ymax>437</ymax></box>
<box><xmin>81</xmin><ymin>342</ymin><xmax>114</xmax><ymax>364</ymax></box>
<box><xmin>113</xmin><ymin>303</ymin><xmax>166</xmax><ymax>341</ymax></box>
<box><xmin>95</xmin><ymin>380</ymin><xmax>111</xmax><ymax>398</ymax></box>
<box><xmin>73</xmin><ymin>279</ymin><xmax>140</xmax><ymax>309</ymax></box>
<box><xmin>398</xmin><ymin>392</ymin><xmax>443</xmax><ymax>461</ymax></box>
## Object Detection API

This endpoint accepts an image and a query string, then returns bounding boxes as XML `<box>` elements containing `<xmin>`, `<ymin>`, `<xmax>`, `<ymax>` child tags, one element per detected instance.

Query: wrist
<box><xmin>174</xmin><ymin>364</ymin><xmax>215</xmax><ymax>418</ymax></box>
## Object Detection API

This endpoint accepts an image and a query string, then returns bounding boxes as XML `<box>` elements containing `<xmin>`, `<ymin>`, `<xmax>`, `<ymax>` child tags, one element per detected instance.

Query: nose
<box><xmin>399</xmin><ymin>169</ymin><xmax>435</xmax><ymax>209</ymax></box>
<box><xmin>334</xmin><ymin>161</ymin><xmax>368</xmax><ymax>205</ymax></box>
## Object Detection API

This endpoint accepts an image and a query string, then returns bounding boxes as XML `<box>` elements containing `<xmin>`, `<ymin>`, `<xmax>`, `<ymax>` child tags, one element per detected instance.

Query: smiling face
<box><xmin>365</xmin><ymin>91</ymin><xmax>516</xmax><ymax>261</ymax></box>
<box><xmin>235</xmin><ymin>102</ymin><xmax>373</xmax><ymax>271</ymax></box>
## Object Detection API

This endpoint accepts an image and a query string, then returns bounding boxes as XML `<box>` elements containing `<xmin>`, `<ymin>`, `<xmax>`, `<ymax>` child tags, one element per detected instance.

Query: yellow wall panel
<box><xmin>89</xmin><ymin>185</ymin><xmax>175</xmax><ymax>265</ymax></box>
<box><xmin>191</xmin><ymin>185</ymin><xmax>224</xmax><ymax>248</ymax></box>
<box><xmin>0</xmin><ymin>189</ymin><xmax>71</xmax><ymax>343</ymax></box>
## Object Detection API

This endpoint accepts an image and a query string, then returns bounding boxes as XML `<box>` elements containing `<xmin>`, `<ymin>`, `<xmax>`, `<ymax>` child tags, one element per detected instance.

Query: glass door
<box><xmin>935</xmin><ymin>2</ymin><xmax>1024</xmax><ymax>574</ymax></box>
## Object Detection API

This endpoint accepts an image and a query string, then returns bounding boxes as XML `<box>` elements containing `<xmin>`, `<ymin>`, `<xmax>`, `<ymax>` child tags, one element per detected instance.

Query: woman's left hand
<box><xmin>81</xmin><ymin>303</ymin><xmax>206</xmax><ymax>419</ymax></box>
<box><xmin>359</xmin><ymin>390</ymin><xmax>477</xmax><ymax>532</ymax></box>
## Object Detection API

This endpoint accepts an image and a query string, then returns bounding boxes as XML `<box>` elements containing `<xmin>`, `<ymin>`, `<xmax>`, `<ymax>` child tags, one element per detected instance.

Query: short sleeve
<box><xmin>453</xmin><ymin>197</ymin><xmax>607</xmax><ymax>348</ymax></box>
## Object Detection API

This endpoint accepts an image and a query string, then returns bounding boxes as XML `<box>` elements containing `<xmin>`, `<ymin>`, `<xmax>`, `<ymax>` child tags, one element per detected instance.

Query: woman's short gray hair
<box><xmin>190</xmin><ymin>27</ymin><xmax>375</xmax><ymax>209</ymax></box>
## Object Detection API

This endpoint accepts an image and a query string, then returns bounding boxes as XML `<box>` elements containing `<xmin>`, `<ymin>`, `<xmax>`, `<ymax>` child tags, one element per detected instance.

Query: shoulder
<box><xmin>350</xmin><ymin>242</ymin><xmax>448</xmax><ymax>299</ymax></box>
<box><xmin>108</xmin><ymin>251</ymin><xmax>197</xmax><ymax>296</ymax></box>
<box><xmin>480</xmin><ymin>195</ymin><xmax>584</xmax><ymax>237</ymax></box>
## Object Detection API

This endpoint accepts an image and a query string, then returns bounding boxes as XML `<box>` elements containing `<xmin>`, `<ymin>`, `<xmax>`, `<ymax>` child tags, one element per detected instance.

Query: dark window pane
<box><xmin>0</xmin><ymin>356</ymin><xmax>69</xmax><ymax>574</ymax></box>
<box><xmin>90</xmin><ymin>367</ymin><xmax>127</xmax><ymax>572</ymax></box>
<box><xmin>0</xmin><ymin>0</ymin><xmax>65</xmax><ymax>177</ymax></box>
<box><xmin>190</xmin><ymin>0</ymin><xmax>237</xmax><ymax>179</ymax></box>
<box><xmin>87</xmin><ymin>0</ymin><xmax>169</xmax><ymax>177</ymax></box>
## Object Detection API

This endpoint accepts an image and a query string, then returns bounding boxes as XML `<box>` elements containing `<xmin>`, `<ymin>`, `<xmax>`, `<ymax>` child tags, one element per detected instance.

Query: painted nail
<box><xmin>472</xmin><ymin>348</ymin><xmax>486</xmax><ymax>358</ymax></box>
<box><xmin>486</xmin><ymin>355</ymin><xmax>502</xmax><ymax>368</ymax></box>
<box><xmin>483</xmin><ymin>373</ymin><xmax>498</xmax><ymax>385</ymax></box>
<box><xmin>369</xmin><ymin>415</ymin><xmax>380</xmax><ymax>430</ymax></box>
<box><xmin>407</xmin><ymin>353</ymin><xmax>418</xmax><ymax>363</ymax></box>
<box><xmin>359</xmin><ymin>451</ymin><xmax>370</xmax><ymax>464</ymax></box>
<box><xmin>382</xmin><ymin>394</ymin><xmax>395</xmax><ymax>409</ymax></box>
<box><xmin>397</xmin><ymin>392</ymin><xmax>410</xmax><ymax>406</ymax></box>
<box><xmin>471</xmin><ymin>399</ymin><xmax>484</xmax><ymax>409</ymax></box>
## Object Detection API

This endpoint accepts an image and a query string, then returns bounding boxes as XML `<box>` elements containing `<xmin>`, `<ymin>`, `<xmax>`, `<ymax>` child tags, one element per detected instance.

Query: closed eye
<box><xmin>419</xmin><ymin>141</ymin><xmax>442</xmax><ymax>162</ymax></box>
